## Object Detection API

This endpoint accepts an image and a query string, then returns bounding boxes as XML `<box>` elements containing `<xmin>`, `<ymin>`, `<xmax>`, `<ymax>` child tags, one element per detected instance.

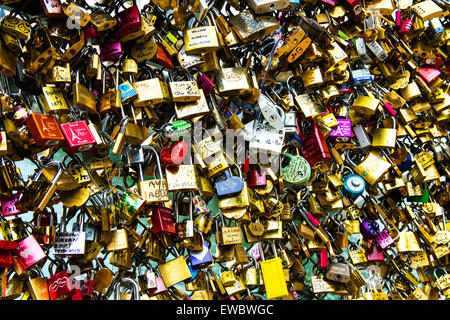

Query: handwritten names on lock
<box><xmin>169</xmin><ymin>81</ymin><xmax>200</xmax><ymax>99</ymax></box>
<box><xmin>249</xmin><ymin>124</ymin><xmax>285</xmax><ymax>154</ymax></box>
<box><xmin>1</xmin><ymin>194</ymin><xmax>21</xmax><ymax>216</ymax></box>
<box><xmin>166</xmin><ymin>165</ymin><xmax>199</xmax><ymax>191</ymax></box>
<box><xmin>311</xmin><ymin>275</ymin><xmax>337</xmax><ymax>294</ymax></box>
<box><xmin>54</xmin><ymin>232</ymin><xmax>85</xmax><ymax>255</ymax></box>
<box><xmin>138</xmin><ymin>179</ymin><xmax>169</xmax><ymax>203</ymax></box>
<box><xmin>349</xmin><ymin>249</ymin><xmax>368</xmax><ymax>265</ymax></box>
<box><xmin>434</xmin><ymin>245</ymin><xmax>450</xmax><ymax>259</ymax></box>
<box><xmin>43</xmin><ymin>87</ymin><xmax>68</xmax><ymax>111</ymax></box>
<box><xmin>131</xmin><ymin>41</ymin><xmax>158</xmax><ymax>62</ymax></box>
<box><xmin>221</xmin><ymin>226</ymin><xmax>243</xmax><ymax>245</ymax></box>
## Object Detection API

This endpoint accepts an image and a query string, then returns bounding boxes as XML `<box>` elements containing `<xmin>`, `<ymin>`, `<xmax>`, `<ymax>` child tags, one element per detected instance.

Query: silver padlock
<box><xmin>325</xmin><ymin>261</ymin><xmax>351</xmax><ymax>283</ymax></box>
<box><xmin>353</xmin><ymin>124</ymin><xmax>371</xmax><ymax>149</ymax></box>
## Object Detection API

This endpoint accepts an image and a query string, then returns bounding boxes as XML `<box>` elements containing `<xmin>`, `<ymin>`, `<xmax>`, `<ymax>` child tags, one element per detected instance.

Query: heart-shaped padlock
<box><xmin>160</xmin><ymin>140</ymin><xmax>188</xmax><ymax>166</ymax></box>
<box><xmin>215</xmin><ymin>169</ymin><xmax>244</xmax><ymax>198</ymax></box>
<box><xmin>281</xmin><ymin>153</ymin><xmax>311</xmax><ymax>185</ymax></box>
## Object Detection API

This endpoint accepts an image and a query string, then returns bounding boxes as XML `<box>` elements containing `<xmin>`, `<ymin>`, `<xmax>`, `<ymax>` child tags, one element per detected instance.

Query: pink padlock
<box><xmin>399</xmin><ymin>18</ymin><xmax>413</xmax><ymax>34</ymax></box>
<box><xmin>306</xmin><ymin>212</ymin><xmax>320</xmax><ymax>227</ymax></box>
<box><xmin>1</xmin><ymin>194</ymin><xmax>23</xmax><ymax>217</ymax></box>
<box><xmin>418</xmin><ymin>67</ymin><xmax>441</xmax><ymax>83</ymax></box>
<box><xmin>147</xmin><ymin>276</ymin><xmax>167</xmax><ymax>297</ymax></box>
<box><xmin>383</xmin><ymin>102</ymin><xmax>397</xmax><ymax>117</ymax></box>
<box><xmin>365</xmin><ymin>240</ymin><xmax>385</xmax><ymax>261</ymax></box>
<box><xmin>59</xmin><ymin>121</ymin><xmax>97</xmax><ymax>154</ymax></box>
<box><xmin>375</xmin><ymin>229</ymin><xmax>395</xmax><ymax>249</ymax></box>
<box><xmin>100</xmin><ymin>38</ymin><xmax>123</xmax><ymax>62</ymax></box>
<box><xmin>197</xmin><ymin>73</ymin><xmax>215</xmax><ymax>96</ymax></box>
<box><xmin>395</xmin><ymin>10</ymin><xmax>402</xmax><ymax>27</ymax></box>
<box><xmin>84</xmin><ymin>25</ymin><xmax>102</xmax><ymax>39</ymax></box>
<box><xmin>15</xmin><ymin>234</ymin><xmax>46</xmax><ymax>269</ymax></box>
<box><xmin>114</xmin><ymin>4</ymin><xmax>141</xmax><ymax>39</ymax></box>
<box><xmin>318</xmin><ymin>0</ymin><xmax>336</xmax><ymax>6</ymax></box>
<box><xmin>318</xmin><ymin>248</ymin><xmax>329</xmax><ymax>269</ymax></box>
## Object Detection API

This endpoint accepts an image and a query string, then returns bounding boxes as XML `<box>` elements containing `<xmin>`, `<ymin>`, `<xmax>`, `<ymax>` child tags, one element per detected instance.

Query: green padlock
<box><xmin>281</xmin><ymin>153</ymin><xmax>311</xmax><ymax>185</ymax></box>
<box><xmin>408</xmin><ymin>188</ymin><xmax>429</xmax><ymax>203</ymax></box>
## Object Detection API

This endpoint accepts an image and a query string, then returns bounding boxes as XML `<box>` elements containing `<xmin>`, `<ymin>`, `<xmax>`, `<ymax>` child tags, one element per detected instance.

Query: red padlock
<box><xmin>80</xmin><ymin>273</ymin><xmax>95</xmax><ymax>298</ymax></box>
<box><xmin>247</xmin><ymin>168</ymin><xmax>267</xmax><ymax>187</ymax></box>
<box><xmin>0</xmin><ymin>250</ymin><xmax>12</xmax><ymax>268</ymax></box>
<box><xmin>0</xmin><ymin>239</ymin><xmax>16</xmax><ymax>268</ymax></box>
<box><xmin>342</xmin><ymin>0</ymin><xmax>362</xmax><ymax>17</ymax></box>
<box><xmin>68</xmin><ymin>279</ymin><xmax>83</xmax><ymax>300</ymax></box>
<box><xmin>423</xmin><ymin>56</ymin><xmax>443</xmax><ymax>68</ymax></box>
<box><xmin>153</xmin><ymin>45</ymin><xmax>175</xmax><ymax>70</ymax></box>
<box><xmin>59</xmin><ymin>121</ymin><xmax>97</xmax><ymax>154</ymax></box>
<box><xmin>48</xmin><ymin>260</ymin><xmax>72</xmax><ymax>300</ymax></box>
<box><xmin>160</xmin><ymin>141</ymin><xmax>188</xmax><ymax>166</ymax></box>
<box><xmin>26</xmin><ymin>113</ymin><xmax>65</xmax><ymax>147</ymax></box>
<box><xmin>0</xmin><ymin>240</ymin><xmax>18</xmax><ymax>250</ymax></box>
<box><xmin>297</xmin><ymin>119</ymin><xmax>332</xmax><ymax>167</ymax></box>
<box><xmin>318</xmin><ymin>248</ymin><xmax>329</xmax><ymax>269</ymax></box>
<box><xmin>114</xmin><ymin>4</ymin><xmax>142</xmax><ymax>39</ymax></box>
<box><xmin>84</xmin><ymin>25</ymin><xmax>102</xmax><ymax>39</ymax></box>
<box><xmin>151</xmin><ymin>206</ymin><xmax>176</xmax><ymax>234</ymax></box>
<box><xmin>100</xmin><ymin>38</ymin><xmax>123</xmax><ymax>62</ymax></box>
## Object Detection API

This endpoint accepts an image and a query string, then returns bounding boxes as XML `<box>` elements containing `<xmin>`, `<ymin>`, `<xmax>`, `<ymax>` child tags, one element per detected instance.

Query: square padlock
<box><xmin>60</xmin><ymin>121</ymin><xmax>97</xmax><ymax>154</ymax></box>
<box><xmin>26</xmin><ymin>114</ymin><xmax>65</xmax><ymax>147</ymax></box>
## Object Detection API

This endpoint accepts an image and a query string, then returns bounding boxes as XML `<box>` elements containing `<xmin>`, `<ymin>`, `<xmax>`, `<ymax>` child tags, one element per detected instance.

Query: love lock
<box><xmin>281</xmin><ymin>153</ymin><xmax>311</xmax><ymax>186</ymax></box>
<box><xmin>214</xmin><ymin>164</ymin><xmax>245</xmax><ymax>198</ymax></box>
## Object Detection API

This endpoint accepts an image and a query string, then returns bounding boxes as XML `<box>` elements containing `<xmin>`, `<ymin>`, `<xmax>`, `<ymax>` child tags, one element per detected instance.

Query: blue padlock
<box><xmin>189</xmin><ymin>240</ymin><xmax>213</xmax><ymax>269</ymax></box>
<box><xmin>342</xmin><ymin>174</ymin><xmax>366</xmax><ymax>198</ymax></box>
<box><xmin>214</xmin><ymin>167</ymin><xmax>244</xmax><ymax>198</ymax></box>
<box><xmin>184</xmin><ymin>264</ymin><xmax>199</xmax><ymax>283</ymax></box>
<box><xmin>399</xmin><ymin>152</ymin><xmax>413</xmax><ymax>172</ymax></box>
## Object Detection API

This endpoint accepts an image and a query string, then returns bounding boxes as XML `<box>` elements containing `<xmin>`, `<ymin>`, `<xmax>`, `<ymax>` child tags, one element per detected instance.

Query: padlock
<box><xmin>114</xmin><ymin>277</ymin><xmax>140</xmax><ymax>300</ymax></box>
<box><xmin>137</xmin><ymin>146</ymin><xmax>169</xmax><ymax>204</ymax></box>
<box><xmin>372</xmin><ymin>116</ymin><xmax>398</xmax><ymax>148</ymax></box>
<box><xmin>54</xmin><ymin>209</ymin><xmax>85</xmax><ymax>257</ymax></box>
<box><xmin>184</xmin><ymin>15</ymin><xmax>220</xmax><ymax>55</ymax></box>
<box><xmin>259</xmin><ymin>242</ymin><xmax>289</xmax><ymax>300</ymax></box>
<box><xmin>158</xmin><ymin>247</ymin><xmax>192</xmax><ymax>287</ymax></box>
<box><xmin>214</xmin><ymin>165</ymin><xmax>244</xmax><ymax>198</ymax></box>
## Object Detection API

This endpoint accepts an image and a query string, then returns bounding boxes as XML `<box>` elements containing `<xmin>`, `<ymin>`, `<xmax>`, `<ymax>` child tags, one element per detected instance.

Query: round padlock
<box><xmin>342</xmin><ymin>174</ymin><xmax>366</xmax><ymax>198</ymax></box>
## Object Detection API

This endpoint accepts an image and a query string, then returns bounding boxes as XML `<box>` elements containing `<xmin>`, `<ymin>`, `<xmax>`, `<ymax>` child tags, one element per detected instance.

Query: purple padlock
<box><xmin>197</xmin><ymin>73</ymin><xmax>215</xmax><ymax>96</ymax></box>
<box><xmin>84</xmin><ymin>25</ymin><xmax>102</xmax><ymax>39</ymax></box>
<box><xmin>360</xmin><ymin>217</ymin><xmax>380</xmax><ymax>239</ymax></box>
<box><xmin>1</xmin><ymin>194</ymin><xmax>22</xmax><ymax>217</ymax></box>
<box><xmin>100</xmin><ymin>38</ymin><xmax>123</xmax><ymax>62</ymax></box>
<box><xmin>114</xmin><ymin>5</ymin><xmax>141</xmax><ymax>39</ymax></box>
<box><xmin>375</xmin><ymin>229</ymin><xmax>395</xmax><ymax>249</ymax></box>
<box><xmin>329</xmin><ymin>119</ymin><xmax>352</xmax><ymax>143</ymax></box>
